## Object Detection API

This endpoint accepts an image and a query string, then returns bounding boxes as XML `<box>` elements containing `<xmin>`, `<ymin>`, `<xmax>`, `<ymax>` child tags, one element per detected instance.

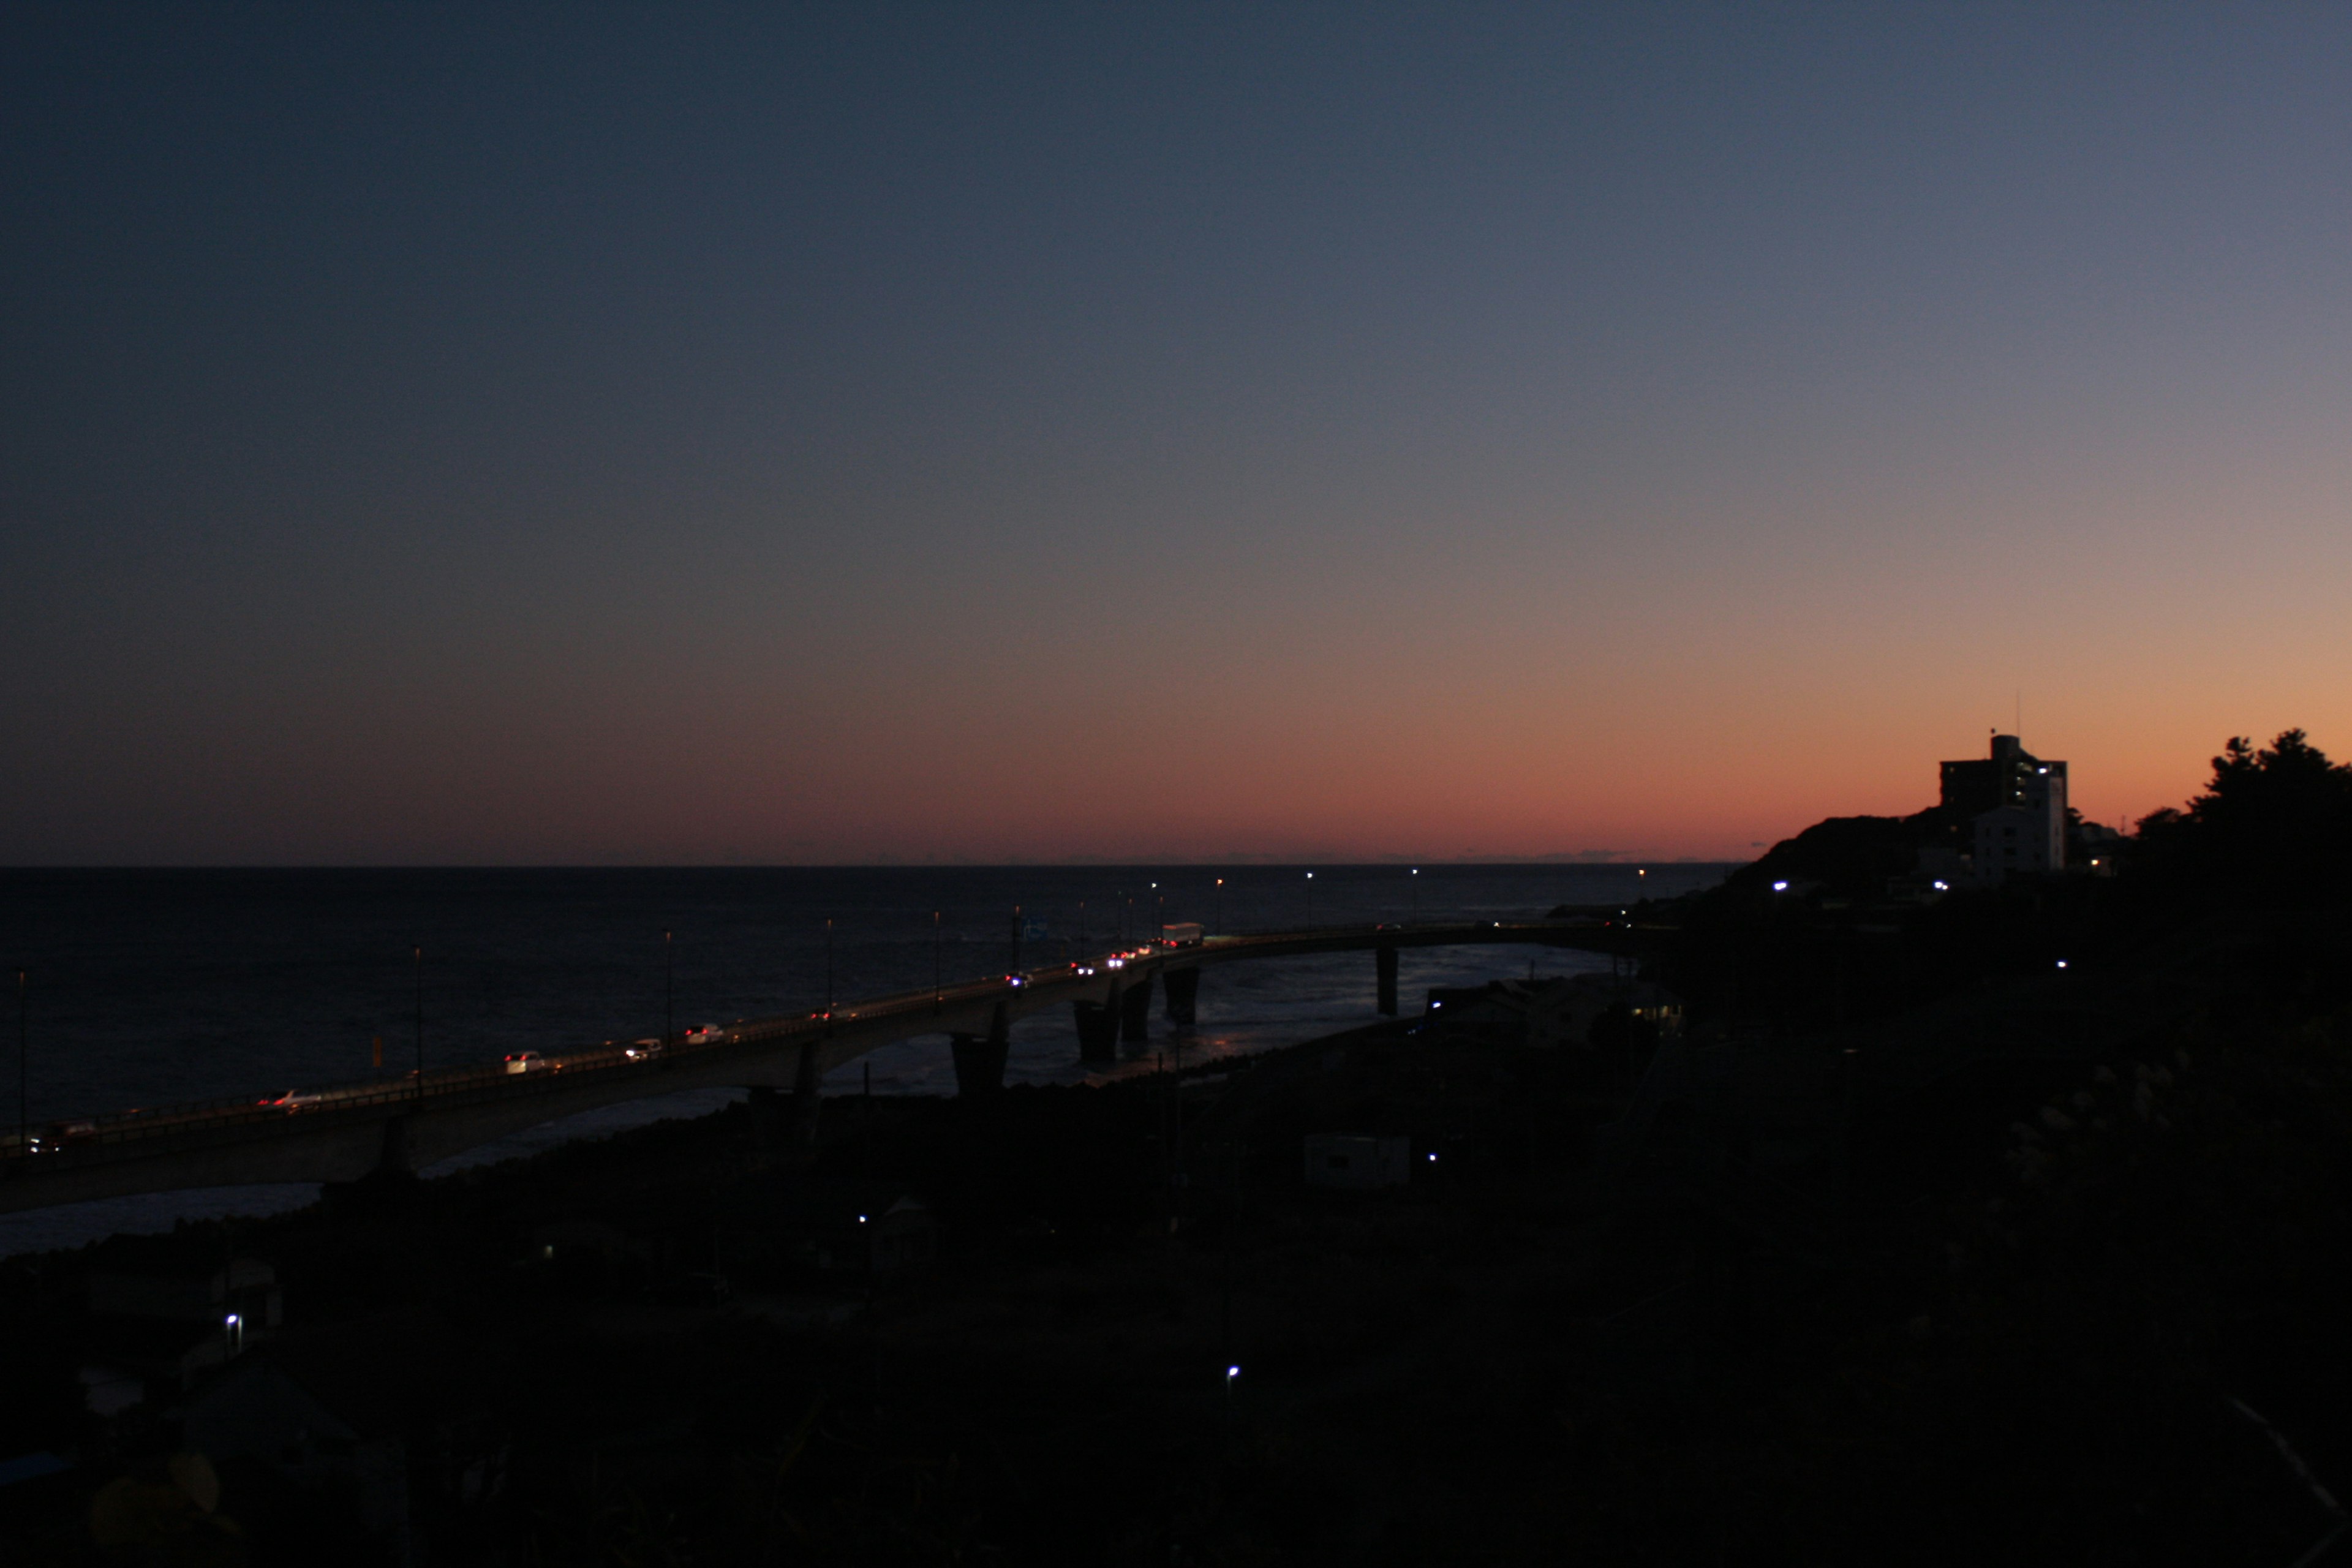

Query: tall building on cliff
<box><xmin>1940</xmin><ymin>733</ymin><xmax>2066</xmax><ymax>881</ymax></box>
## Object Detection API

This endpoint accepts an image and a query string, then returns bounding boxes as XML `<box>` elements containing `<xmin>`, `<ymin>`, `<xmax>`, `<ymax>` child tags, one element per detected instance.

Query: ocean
<box><xmin>0</xmin><ymin>862</ymin><xmax>1727</xmax><ymax>1254</ymax></box>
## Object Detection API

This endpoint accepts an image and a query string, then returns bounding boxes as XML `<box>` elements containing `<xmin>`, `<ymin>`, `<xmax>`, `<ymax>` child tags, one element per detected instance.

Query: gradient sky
<box><xmin>5</xmin><ymin>4</ymin><xmax>2350</xmax><ymax>864</ymax></box>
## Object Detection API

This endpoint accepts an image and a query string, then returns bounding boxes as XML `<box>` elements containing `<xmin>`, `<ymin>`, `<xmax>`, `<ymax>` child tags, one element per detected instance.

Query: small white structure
<box><xmin>1304</xmin><ymin>1134</ymin><xmax>1411</xmax><ymax>1190</ymax></box>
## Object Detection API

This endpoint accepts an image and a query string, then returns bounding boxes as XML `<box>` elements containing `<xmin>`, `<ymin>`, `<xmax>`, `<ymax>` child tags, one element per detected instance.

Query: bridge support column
<box><xmin>376</xmin><ymin>1112</ymin><xmax>415</xmax><ymax>1179</ymax></box>
<box><xmin>1074</xmin><ymin>998</ymin><xmax>1119</xmax><ymax>1063</ymax></box>
<box><xmin>788</xmin><ymin>1041</ymin><xmax>824</xmax><ymax>1166</ymax></box>
<box><xmin>1120</xmin><ymin>972</ymin><xmax>1154</xmax><ymax>1043</ymax></box>
<box><xmin>747</xmin><ymin>1085</ymin><xmax>791</xmax><ymax>1163</ymax></box>
<box><xmin>1376</xmin><ymin>945</ymin><xmax>1398</xmax><ymax>1017</ymax></box>
<box><xmin>951</xmin><ymin>1003</ymin><xmax>1011</xmax><ymax>1096</ymax></box>
<box><xmin>323</xmin><ymin>1117</ymin><xmax>419</xmax><ymax>1213</ymax></box>
<box><xmin>1163</xmin><ymin>965</ymin><xmax>1199</xmax><ymax>1025</ymax></box>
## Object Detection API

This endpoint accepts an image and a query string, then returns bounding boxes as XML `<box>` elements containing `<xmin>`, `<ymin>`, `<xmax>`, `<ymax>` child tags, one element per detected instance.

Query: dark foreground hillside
<box><xmin>9</xmin><ymin>733</ymin><xmax>2352</xmax><ymax>1564</ymax></box>
<box><xmin>7</xmin><ymin>933</ymin><xmax>2352</xmax><ymax>1566</ymax></box>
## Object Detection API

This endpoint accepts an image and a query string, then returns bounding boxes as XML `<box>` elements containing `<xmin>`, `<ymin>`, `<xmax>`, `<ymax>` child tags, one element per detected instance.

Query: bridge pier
<box><xmin>1163</xmin><ymin>965</ymin><xmax>1200</xmax><ymax>1025</ymax></box>
<box><xmin>376</xmin><ymin>1112</ymin><xmax>415</xmax><ymax>1178</ymax></box>
<box><xmin>951</xmin><ymin>1004</ymin><xmax>1011</xmax><ymax>1095</ymax></box>
<box><xmin>1074</xmin><ymin>998</ymin><xmax>1119</xmax><ymax>1063</ymax></box>
<box><xmin>747</xmin><ymin>1085</ymin><xmax>791</xmax><ymax>1162</ymax></box>
<box><xmin>1119</xmin><ymin>972</ymin><xmax>1154</xmax><ymax>1042</ymax></box>
<box><xmin>325</xmin><ymin>1115</ymin><xmax>421</xmax><ymax>1213</ymax></box>
<box><xmin>788</xmin><ymin>1041</ymin><xmax>824</xmax><ymax>1165</ymax></box>
<box><xmin>1376</xmin><ymin>945</ymin><xmax>1398</xmax><ymax>1017</ymax></box>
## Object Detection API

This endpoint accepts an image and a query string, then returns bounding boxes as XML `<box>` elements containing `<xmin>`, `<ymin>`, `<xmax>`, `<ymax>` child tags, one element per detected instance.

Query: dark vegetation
<box><xmin>9</xmin><ymin>731</ymin><xmax>2352</xmax><ymax>1562</ymax></box>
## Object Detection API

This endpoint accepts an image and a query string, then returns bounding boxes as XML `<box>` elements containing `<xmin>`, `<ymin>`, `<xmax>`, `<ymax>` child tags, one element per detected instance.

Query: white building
<box><xmin>1967</xmin><ymin>748</ymin><xmax>2066</xmax><ymax>882</ymax></box>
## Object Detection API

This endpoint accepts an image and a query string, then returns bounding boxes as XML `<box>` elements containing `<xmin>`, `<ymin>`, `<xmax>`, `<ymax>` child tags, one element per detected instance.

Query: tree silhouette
<box><xmin>2134</xmin><ymin>729</ymin><xmax>2352</xmax><ymax>905</ymax></box>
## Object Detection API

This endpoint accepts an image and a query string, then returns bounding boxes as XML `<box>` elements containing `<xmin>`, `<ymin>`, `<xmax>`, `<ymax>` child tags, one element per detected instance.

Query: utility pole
<box><xmin>1223</xmin><ymin>1130</ymin><xmax>1243</xmax><ymax>1438</ymax></box>
<box><xmin>863</xmin><ymin>1058</ymin><xmax>878</xmax><ymax>1415</ymax></box>
<box><xmin>412</xmin><ymin>947</ymin><xmax>424</xmax><ymax>1104</ymax></box>
<box><xmin>1170</xmin><ymin>1019</ymin><xmax>1183</xmax><ymax>1235</ymax></box>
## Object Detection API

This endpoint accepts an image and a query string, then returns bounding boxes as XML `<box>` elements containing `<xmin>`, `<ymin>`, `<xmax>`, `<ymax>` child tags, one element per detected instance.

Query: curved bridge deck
<box><xmin>0</xmin><ymin>919</ymin><xmax>1656</xmax><ymax>1214</ymax></box>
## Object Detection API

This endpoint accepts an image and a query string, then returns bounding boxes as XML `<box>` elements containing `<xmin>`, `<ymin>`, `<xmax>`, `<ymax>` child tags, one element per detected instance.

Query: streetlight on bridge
<box><xmin>1305</xmin><ymin>871</ymin><xmax>1314</xmax><ymax>930</ymax></box>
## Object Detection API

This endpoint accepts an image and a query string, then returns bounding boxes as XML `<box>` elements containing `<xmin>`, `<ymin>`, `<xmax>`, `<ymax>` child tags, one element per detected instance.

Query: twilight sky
<box><xmin>4</xmin><ymin>4</ymin><xmax>2350</xmax><ymax>865</ymax></box>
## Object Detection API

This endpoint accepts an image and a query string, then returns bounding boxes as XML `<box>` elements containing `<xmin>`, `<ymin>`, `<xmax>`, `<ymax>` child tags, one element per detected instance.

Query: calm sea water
<box><xmin>0</xmin><ymin>863</ymin><xmax>1726</xmax><ymax>1253</ymax></box>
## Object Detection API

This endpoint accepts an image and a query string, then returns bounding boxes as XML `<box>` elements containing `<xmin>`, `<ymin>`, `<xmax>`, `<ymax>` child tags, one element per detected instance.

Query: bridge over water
<box><xmin>0</xmin><ymin>920</ymin><xmax>1654</xmax><ymax>1215</ymax></box>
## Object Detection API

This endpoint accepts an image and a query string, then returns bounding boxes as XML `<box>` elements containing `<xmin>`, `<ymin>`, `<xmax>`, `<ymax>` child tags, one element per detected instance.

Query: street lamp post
<box><xmin>1305</xmin><ymin>871</ymin><xmax>1314</xmax><ymax>930</ymax></box>
<box><xmin>1214</xmin><ymin>878</ymin><xmax>1223</xmax><ymax>934</ymax></box>
<box><xmin>1411</xmin><ymin>867</ymin><xmax>1419</xmax><ymax>924</ymax></box>
<box><xmin>824</xmin><ymin>919</ymin><xmax>834</xmax><ymax>1012</ymax></box>
<box><xmin>664</xmin><ymin>930</ymin><xmax>674</xmax><ymax>1050</ymax></box>
<box><xmin>933</xmin><ymin>911</ymin><xmax>942</xmax><ymax>1011</ymax></box>
<box><xmin>16</xmin><ymin>970</ymin><xmax>25</xmax><ymax>1156</ymax></box>
<box><xmin>1011</xmin><ymin>905</ymin><xmax>1022</xmax><ymax>976</ymax></box>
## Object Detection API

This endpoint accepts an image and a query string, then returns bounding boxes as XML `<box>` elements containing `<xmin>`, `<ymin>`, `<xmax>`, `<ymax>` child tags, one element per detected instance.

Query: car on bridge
<box><xmin>258</xmin><ymin>1091</ymin><xmax>325</xmax><ymax>1112</ymax></box>
<box><xmin>20</xmin><ymin>1118</ymin><xmax>100</xmax><ymax>1151</ymax></box>
<box><xmin>625</xmin><ymin>1038</ymin><xmax>665</xmax><ymax>1061</ymax></box>
<box><xmin>680</xmin><ymin>1025</ymin><xmax>725</xmax><ymax>1046</ymax></box>
<box><xmin>503</xmin><ymin>1052</ymin><xmax>552</xmax><ymax>1076</ymax></box>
